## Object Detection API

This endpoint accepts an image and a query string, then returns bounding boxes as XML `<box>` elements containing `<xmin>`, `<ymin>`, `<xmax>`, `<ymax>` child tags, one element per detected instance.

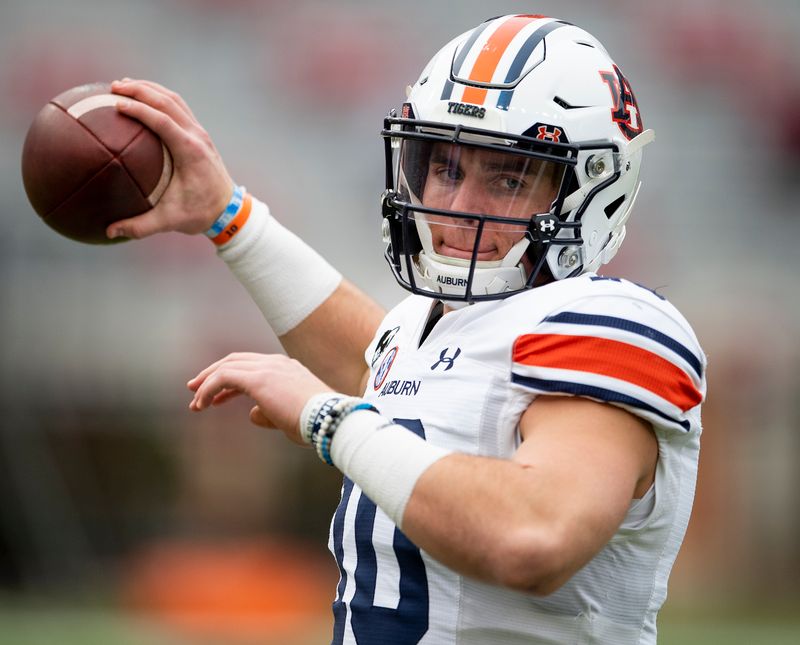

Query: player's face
<box><xmin>421</xmin><ymin>143</ymin><xmax>561</xmax><ymax>264</ymax></box>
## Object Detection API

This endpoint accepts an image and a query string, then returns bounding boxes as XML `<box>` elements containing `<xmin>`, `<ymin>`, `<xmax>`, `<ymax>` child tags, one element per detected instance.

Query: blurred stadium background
<box><xmin>1</xmin><ymin>0</ymin><xmax>799</xmax><ymax>643</ymax></box>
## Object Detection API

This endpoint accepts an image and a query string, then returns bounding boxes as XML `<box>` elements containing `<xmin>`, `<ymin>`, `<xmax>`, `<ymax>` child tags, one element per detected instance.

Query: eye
<box><xmin>499</xmin><ymin>176</ymin><xmax>525</xmax><ymax>191</ymax></box>
<box><xmin>434</xmin><ymin>165</ymin><xmax>462</xmax><ymax>182</ymax></box>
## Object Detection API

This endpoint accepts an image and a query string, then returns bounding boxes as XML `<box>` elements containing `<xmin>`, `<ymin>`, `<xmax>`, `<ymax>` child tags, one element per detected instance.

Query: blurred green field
<box><xmin>659</xmin><ymin>616</ymin><xmax>800</xmax><ymax>645</ymax></box>
<box><xmin>1</xmin><ymin>607</ymin><xmax>799</xmax><ymax>645</ymax></box>
<box><xmin>0</xmin><ymin>607</ymin><xmax>331</xmax><ymax>645</ymax></box>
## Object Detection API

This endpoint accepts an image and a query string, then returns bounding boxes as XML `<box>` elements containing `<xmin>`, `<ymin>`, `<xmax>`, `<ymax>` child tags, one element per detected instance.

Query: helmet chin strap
<box><xmin>413</xmin><ymin>214</ymin><xmax>530</xmax><ymax>298</ymax></box>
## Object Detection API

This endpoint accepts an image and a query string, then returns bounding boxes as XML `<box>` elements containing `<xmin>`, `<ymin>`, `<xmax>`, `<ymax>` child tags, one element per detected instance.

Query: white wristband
<box><xmin>216</xmin><ymin>197</ymin><xmax>342</xmax><ymax>336</ymax></box>
<box><xmin>331</xmin><ymin>410</ymin><xmax>451</xmax><ymax>529</ymax></box>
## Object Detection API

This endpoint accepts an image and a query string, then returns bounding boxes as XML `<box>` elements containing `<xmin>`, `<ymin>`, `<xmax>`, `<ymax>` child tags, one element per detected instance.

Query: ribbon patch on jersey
<box><xmin>373</xmin><ymin>346</ymin><xmax>399</xmax><ymax>391</ymax></box>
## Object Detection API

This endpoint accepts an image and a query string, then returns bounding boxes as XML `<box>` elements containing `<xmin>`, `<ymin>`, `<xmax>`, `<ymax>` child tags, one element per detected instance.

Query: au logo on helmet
<box><xmin>599</xmin><ymin>64</ymin><xmax>644</xmax><ymax>140</ymax></box>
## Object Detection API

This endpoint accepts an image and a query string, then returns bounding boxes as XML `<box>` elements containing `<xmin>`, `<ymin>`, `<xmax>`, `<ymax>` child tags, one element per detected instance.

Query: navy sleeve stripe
<box><xmin>543</xmin><ymin>312</ymin><xmax>703</xmax><ymax>379</ymax></box>
<box><xmin>511</xmin><ymin>373</ymin><xmax>693</xmax><ymax>432</ymax></box>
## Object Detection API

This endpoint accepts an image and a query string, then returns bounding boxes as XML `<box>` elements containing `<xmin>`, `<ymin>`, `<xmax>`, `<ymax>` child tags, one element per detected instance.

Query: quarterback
<box><xmin>109</xmin><ymin>14</ymin><xmax>706</xmax><ymax>645</ymax></box>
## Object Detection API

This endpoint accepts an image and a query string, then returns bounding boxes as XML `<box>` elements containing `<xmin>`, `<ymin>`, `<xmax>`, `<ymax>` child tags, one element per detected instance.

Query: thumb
<box><xmin>250</xmin><ymin>405</ymin><xmax>306</xmax><ymax>446</ymax></box>
<box><xmin>249</xmin><ymin>405</ymin><xmax>275</xmax><ymax>428</ymax></box>
<box><xmin>107</xmin><ymin>208</ymin><xmax>163</xmax><ymax>240</ymax></box>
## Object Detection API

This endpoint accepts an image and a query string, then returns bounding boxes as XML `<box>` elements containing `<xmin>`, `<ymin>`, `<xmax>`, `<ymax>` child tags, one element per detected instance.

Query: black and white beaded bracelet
<box><xmin>301</xmin><ymin>395</ymin><xmax>379</xmax><ymax>465</ymax></box>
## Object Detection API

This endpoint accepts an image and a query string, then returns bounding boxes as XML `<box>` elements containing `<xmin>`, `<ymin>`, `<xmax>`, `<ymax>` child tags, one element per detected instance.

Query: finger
<box><xmin>191</xmin><ymin>370</ymin><xmax>237</xmax><ymax>410</ymax></box>
<box><xmin>251</xmin><ymin>405</ymin><xmax>305</xmax><ymax>446</ymax></box>
<box><xmin>122</xmin><ymin>79</ymin><xmax>198</xmax><ymax>122</ymax></box>
<box><xmin>187</xmin><ymin>353</ymin><xmax>264</xmax><ymax>391</ymax></box>
<box><xmin>211</xmin><ymin>388</ymin><xmax>243</xmax><ymax>406</ymax></box>
<box><xmin>192</xmin><ymin>367</ymin><xmax>258</xmax><ymax>410</ymax></box>
<box><xmin>111</xmin><ymin>79</ymin><xmax>194</xmax><ymax>129</ymax></box>
<box><xmin>188</xmin><ymin>358</ymin><xmax>226</xmax><ymax>392</ymax></box>
<box><xmin>107</xmin><ymin>208</ymin><xmax>163</xmax><ymax>240</ymax></box>
<box><xmin>114</xmin><ymin>97</ymin><xmax>189</xmax><ymax>157</ymax></box>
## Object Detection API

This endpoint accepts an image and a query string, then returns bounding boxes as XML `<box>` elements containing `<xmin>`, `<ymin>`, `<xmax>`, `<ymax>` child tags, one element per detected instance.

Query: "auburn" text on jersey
<box><xmin>378</xmin><ymin>379</ymin><xmax>421</xmax><ymax>397</ymax></box>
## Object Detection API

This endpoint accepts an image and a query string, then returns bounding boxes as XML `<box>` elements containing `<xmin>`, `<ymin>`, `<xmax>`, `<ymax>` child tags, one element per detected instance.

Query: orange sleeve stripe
<box><xmin>461</xmin><ymin>15</ymin><xmax>534</xmax><ymax>106</ymax></box>
<box><xmin>513</xmin><ymin>333</ymin><xmax>703</xmax><ymax>412</ymax></box>
<box><xmin>211</xmin><ymin>193</ymin><xmax>252</xmax><ymax>246</ymax></box>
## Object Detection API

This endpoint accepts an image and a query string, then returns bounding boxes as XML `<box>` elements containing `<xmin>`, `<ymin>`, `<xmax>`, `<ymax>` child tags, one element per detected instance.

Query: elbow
<box><xmin>490</xmin><ymin>526</ymin><xmax>574</xmax><ymax>596</ymax></box>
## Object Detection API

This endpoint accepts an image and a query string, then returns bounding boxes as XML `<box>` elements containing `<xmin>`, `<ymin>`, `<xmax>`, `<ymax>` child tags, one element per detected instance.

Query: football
<box><xmin>21</xmin><ymin>82</ymin><xmax>172</xmax><ymax>244</ymax></box>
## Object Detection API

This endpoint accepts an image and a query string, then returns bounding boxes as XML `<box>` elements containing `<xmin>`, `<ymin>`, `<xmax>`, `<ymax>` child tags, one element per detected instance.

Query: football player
<box><xmin>109</xmin><ymin>14</ymin><xmax>706</xmax><ymax>644</ymax></box>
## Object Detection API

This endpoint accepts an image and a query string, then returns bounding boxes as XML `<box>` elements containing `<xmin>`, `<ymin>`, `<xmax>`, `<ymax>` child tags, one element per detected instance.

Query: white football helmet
<box><xmin>381</xmin><ymin>14</ymin><xmax>655</xmax><ymax>302</ymax></box>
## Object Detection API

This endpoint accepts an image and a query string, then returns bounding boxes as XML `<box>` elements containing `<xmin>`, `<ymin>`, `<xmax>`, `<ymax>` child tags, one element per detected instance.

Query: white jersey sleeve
<box><xmin>509</xmin><ymin>277</ymin><xmax>706</xmax><ymax>435</ymax></box>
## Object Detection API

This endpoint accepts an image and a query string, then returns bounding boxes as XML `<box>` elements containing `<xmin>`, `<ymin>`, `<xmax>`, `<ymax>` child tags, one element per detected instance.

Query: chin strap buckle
<box><xmin>381</xmin><ymin>189</ymin><xmax>396</xmax><ymax>218</ymax></box>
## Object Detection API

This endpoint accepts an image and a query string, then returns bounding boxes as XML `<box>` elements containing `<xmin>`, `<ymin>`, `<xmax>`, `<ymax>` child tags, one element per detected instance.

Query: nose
<box><xmin>448</xmin><ymin>177</ymin><xmax>487</xmax><ymax>217</ymax></box>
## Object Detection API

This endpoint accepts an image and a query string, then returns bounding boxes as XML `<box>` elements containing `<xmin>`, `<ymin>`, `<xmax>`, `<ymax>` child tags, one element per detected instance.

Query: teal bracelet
<box><xmin>306</xmin><ymin>396</ymin><xmax>379</xmax><ymax>465</ymax></box>
<box><xmin>204</xmin><ymin>185</ymin><xmax>246</xmax><ymax>238</ymax></box>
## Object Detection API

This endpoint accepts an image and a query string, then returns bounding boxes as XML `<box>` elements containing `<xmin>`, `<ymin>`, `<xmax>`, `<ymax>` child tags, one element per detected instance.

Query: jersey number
<box><xmin>331</xmin><ymin>418</ymin><xmax>429</xmax><ymax>645</ymax></box>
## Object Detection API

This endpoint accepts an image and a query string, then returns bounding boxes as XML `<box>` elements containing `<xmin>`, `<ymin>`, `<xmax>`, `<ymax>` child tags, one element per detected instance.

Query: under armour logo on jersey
<box><xmin>431</xmin><ymin>347</ymin><xmax>461</xmax><ymax>371</ymax></box>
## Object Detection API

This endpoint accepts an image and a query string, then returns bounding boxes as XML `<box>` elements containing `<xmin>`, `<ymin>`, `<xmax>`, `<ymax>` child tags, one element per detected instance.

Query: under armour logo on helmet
<box><xmin>536</xmin><ymin>125</ymin><xmax>563</xmax><ymax>143</ymax></box>
<box><xmin>539</xmin><ymin>218</ymin><xmax>556</xmax><ymax>232</ymax></box>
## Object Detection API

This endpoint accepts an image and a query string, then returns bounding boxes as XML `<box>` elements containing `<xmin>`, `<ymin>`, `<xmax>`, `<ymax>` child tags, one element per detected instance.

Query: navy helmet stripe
<box><xmin>441</xmin><ymin>20</ymin><xmax>492</xmax><ymax>100</ymax></box>
<box><xmin>453</xmin><ymin>20</ymin><xmax>492</xmax><ymax>77</ymax></box>
<box><xmin>440</xmin><ymin>79</ymin><xmax>454</xmax><ymax>101</ymax></box>
<box><xmin>511</xmin><ymin>374</ymin><xmax>693</xmax><ymax>432</ymax></box>
<box><xmin>543</xmin><ymin>311</ymin><xmax>704</xmax><ymax>379</ymax></box>
<box><xmin>496</xmin><ymin>20</ymin><xmax>567</xmax><ymax>111</ymax></box>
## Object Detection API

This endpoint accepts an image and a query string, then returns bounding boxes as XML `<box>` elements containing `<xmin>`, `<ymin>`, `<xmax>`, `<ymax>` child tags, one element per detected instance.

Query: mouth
<box><xmin>437</xmin><ymin>241</ymin><xmax>498</xmax><ymax>261</ymax></box>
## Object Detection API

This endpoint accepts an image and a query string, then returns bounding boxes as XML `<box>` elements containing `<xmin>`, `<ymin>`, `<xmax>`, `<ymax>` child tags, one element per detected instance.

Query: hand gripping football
<box><xmin>21</xmin><ymin>82</ymin><xmax>172</xmax><ymax>244</ymax></box>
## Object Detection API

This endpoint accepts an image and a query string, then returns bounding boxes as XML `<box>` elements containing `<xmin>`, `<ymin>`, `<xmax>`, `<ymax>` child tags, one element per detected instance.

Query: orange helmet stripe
<box><xmin>461</xmin><ymin>15</ymin><xmax>538</xmax><ymax>106</ymax></box>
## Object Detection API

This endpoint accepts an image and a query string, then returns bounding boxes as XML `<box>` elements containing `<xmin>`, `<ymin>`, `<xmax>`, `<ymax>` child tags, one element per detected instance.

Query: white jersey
<box><xmin>328</xmin><ymin>274</ymin><xmax>706</xmax><ymax>645</ymax></box>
